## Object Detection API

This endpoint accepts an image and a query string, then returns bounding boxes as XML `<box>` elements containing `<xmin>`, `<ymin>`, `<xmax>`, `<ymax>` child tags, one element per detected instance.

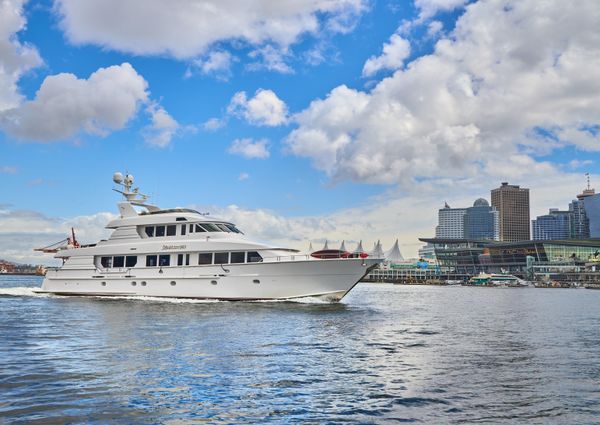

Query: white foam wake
<box><xmin>0</xmin><ymin>287</ymin><xmax>52</xmax><ymax>297</ymax></box>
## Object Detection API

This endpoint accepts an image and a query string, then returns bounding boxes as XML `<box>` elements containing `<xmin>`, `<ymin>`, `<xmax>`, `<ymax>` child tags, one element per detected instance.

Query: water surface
<box><xmin>1</xmin><ymin>275</ymin><xmax>599</xmax><ymax>423</ymax></box>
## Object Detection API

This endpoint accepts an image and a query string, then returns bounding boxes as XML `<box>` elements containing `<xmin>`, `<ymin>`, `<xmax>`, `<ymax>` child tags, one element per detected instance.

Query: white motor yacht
<box><xmin>37</xmin><ymin>173</ymin><xmax>381</xmax><ymax>301</ymax></box>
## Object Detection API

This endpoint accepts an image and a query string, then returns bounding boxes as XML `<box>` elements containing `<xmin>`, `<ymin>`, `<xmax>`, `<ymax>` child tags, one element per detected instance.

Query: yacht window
<box><xmin>113</xmin><ymin>256</ymin><xmax>125</xmax><ymax>268</ymax></box>
<box><xmin>198</xmin><ymin>253</ymin><xmax>212</xmax><ymax>265</ymax></box>
<box><xmin>216</xmin><ymin>224</ymin><xmax>232</xmax><ymax>232</ymax></box>
<box><xmin>176</xmin><ymin>217</ymin><xmax>187</xmax><ymax>221</ymax></box>
<box><xmin>225</xmin><ymin>224</ymin><xmax>242</xmax><ymax>233</ymax></box>
<box><xmin>166</xmin><ymin>225</ymin><xmax>176</xmax><ymax>236</ymax></box>
<box><xmin>189</xmin><ymin>224</ymin><xmax>194</xmax><ymax>233</ymax></box>
<box><xmin>126</xmin><ymin>256</ymin><xmax>137</xmax><ymax>268</ymax></box>
<box><xmin>230</xmin><ymin>252</ymin><xmax>245</xmax><ymax>263</ymax></box>
<box><xmin>181</xmin><ymin>225</ymin><xmax>186</xmax><ymax>236</ymax></box>
<box><xmin>214</xmin><ymin>252</ymin><xmax>229</xmax><ymax>264</ymax></box>
<box><xmin>146</xmin><ymin>255</ymin><xmax>158</xmax><ymax>267</ymax></box>
<box><xmin>155</xmin><ymin>226</ymin><xmax>166</xmax><ymax>237</ymax></box>
<box><xmin>177</xmin><ymin>254</ymin><xmax>184</xmax><ymax>266</ymax></box>
<box><xmin>100</xmin><ymin>256</ymin><xmax>112</xmax><ymax>268</ymax></box>
<box><xmin>145</xmin><ymin>226</ymin><xmax>154</xmax><ymax>237</ymax></box>
<box><xmin>185</xmin><ymin>254</ymin><xmax>190</xmax><ymax>266</ymax></box>
<box><xmin>247</xmin><ymin>252</ymin><xmax>263</xmax><ymax>263</ymax></box>
<box><xmin>195</xmin><ymin>224</ymin><xmax>207</xmax><ymax>233</ymax></box>
<box><xmin>202</xmin><ymin>223</ymin><xmax>221</xmax><ymax>232</ymax></box>
<box><xmin>159</xmin><ymin>255</ymin><xmax>171</xmax><ymax>266</ymax></box>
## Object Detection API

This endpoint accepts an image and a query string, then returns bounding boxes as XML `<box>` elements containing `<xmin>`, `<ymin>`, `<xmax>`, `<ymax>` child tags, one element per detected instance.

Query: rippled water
<box><xmin>1</xmin><ymin>275</ymin><xmax>600</xmax><ymax>424</ymax></box>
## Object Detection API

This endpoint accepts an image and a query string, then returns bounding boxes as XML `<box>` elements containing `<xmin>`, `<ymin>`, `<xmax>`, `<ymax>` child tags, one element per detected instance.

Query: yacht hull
<box><xmin>39</xmin><ymin>258</ymin><xmax>379</xmax><ymax>301</ymax></box>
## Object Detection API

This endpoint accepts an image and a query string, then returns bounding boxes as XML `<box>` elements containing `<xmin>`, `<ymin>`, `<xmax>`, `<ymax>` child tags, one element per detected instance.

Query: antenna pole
<box><xmin>586</xmin><ymin>172</ymin><xmax>590</xmax><ymax>190</ymax></box>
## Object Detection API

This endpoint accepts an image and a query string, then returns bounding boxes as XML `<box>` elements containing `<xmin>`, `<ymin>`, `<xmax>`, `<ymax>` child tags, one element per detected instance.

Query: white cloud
<box><xmin>0</xmin><ymin>166</ymin><xmax>17</xmax><ymax>174</ymax></box>
<box><xmin>362</xmin><ymin>34</ymin><xmax>410</xmax><ymax>77</ymax></box>
<box><xmin>54</xmin><ymin>0</ymin><xmax>366</xmax><ymax>59</ymax></box>
<box><xmin>426</xmin><ymin>20</ymin><xmax>443</xmax><ymax>38</ymax></box>
<box><xmin>194</xmin><ymin>51</ymin><xmax>234</xmax><ymax>79</ymax></box>
<box><xmin>415</xmin><ymin>0</ymin><xmax>468</xmax><ymax>21</ymax></box>
<box><xmin>568</xmin><ymin>159</ymin><xmax>594</xmax><ymax>169</ymax></box>
<box><xmin>202</xmin><ymin>117</ymin><xmax>226</xmax><ymax>131</ymax></box>
<box><xmin>0</xmin><ymin>208</ymin><xmax>115</xmax><ymax>265</ymax></box>
<box><xmin>228</xmin><ymin>89</ymin><xmax>288</xmax><ymax>126</ymax></box>
<box><xmin>0</xmin><ymin>0</ymin><xmax>43</xmax><ymax>111</ymax></box>
<box><xmin>287</xmin><ymin>0</ymin><xmax>600</xmax><ymax>185</ymax></box>
<box><xmin>238</xmin><ymin>172</ymin><xmax>250</xmax><ymax>181</ymax></box>
<box><xmin>227</xmin><ymin>138</ymin><xmax>270</xmax><ymax>159</ymax></box>
<box><xmin>0</xmin><ymin>63</ymin><xmax>148</xmax><ymax>141</ymax></box>
<box><xmin>247</xmin><ymin>45</ymin><xmax>293</xmax><ymax>74</ymax></box>
<box><xmin>142</xmin><ymin>103</ymin><xmax>180</xmax><ymax>148</ymax></box>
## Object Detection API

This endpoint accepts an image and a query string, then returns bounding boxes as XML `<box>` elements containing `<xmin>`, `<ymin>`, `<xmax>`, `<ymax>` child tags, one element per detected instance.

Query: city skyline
<box><xmin>1</xmin><ymin>0</ymin><xmax>600</xmax><ymax>264</ymax></box>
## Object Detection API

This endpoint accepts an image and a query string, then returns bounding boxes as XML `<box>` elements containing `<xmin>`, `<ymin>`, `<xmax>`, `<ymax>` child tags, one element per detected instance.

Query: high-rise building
<box><xmin>435</xmin><ymin>203</ymin><xmax>467</xmax><ymax>239</ymax></box>
<box><xmin>532</xmin><ymin>209</ymin><xmax>572</xmax><ymax>240</ymax></box>
<box><xmin>583</xmin><ymin>192</ymin><xmax>600</xmax><ymax>238</ymax></box>
<box><xmin>569</xmin><ymin>187</ymin><xmax>594</xmax><ymax>239</ymax></box>
<box><xmin>463</xmin><ymin>198</ymin><xmax>499</xmax><ymax>240</ymax></box>
<box><xmin>491</xmin><ymin>182</ymin><xmax>530</xmax><ymax>241</ymax></box>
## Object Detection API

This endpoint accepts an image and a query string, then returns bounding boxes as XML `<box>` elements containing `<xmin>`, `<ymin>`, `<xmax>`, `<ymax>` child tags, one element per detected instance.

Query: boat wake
<box><xmin>0</xmin><ymin>287</ymin><xmax>53</xmax><ymax>297</ymax></box>
<box><xmin>0</xmin><ymin>288</ymin><xmax>333</xmax><ymax>304</ymax></box>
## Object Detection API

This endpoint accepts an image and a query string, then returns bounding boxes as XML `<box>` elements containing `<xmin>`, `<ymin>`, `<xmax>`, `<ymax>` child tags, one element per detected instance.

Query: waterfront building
<box><xmin>418</xmin><ymin>243</ymin><xmax>436</xmax><ymax>260</ymax></box>
<box><xmin>491</xmin><ymin>182</ymin><xmax>530</xmax><ymax>241</ymax></box>
<box><xmin>532</xmin><ymin>209</ymin><xmax>572</xmax><ymax>240</ymax></box>
<box><xmin>463</xmin><ymin>198</ymin><xmax>499</xmax><ymax>240</ymax></box>
<box><xmin>435</xmin><ymin>203</ymin><xmax>467</xmax><ymax>239</ymax></box>
<box><xmin>569</xmin><ymin>187</ymin><xmax>594</xmax><ymax>239</ymax></box>
<box><xmin>384</xmin><ymin>239</ymin><xmax>404</xmax><ymax>263</ymax></box>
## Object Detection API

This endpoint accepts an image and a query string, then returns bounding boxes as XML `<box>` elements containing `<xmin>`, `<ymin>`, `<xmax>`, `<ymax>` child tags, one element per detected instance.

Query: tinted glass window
<box><xmin>214</xmin><ymin>252</ymin><xmax>229</xmax><ymax>264</ymax></box>
<box><xmin>202</xmin><ymin>223</ymin><xmax>220</xmax><ymax>232</ymax></box>
<box><xmin>185</xmin><ymin>254</ymin><xmax>190</xmax><ymax>266</ymax></box>
<box><xmin>216</xmin><ymin>224</ymin><xmax>231</xmax><ymax>232</ymax></box>
<box><xmin>225</xmin><ymin>224</ymin><xmax>241</xmax><ymax>233</ymax></box>
<box><xmin>230</xmin><ymin>252</ymin><xmax>245</xmax><ymax>263</ymax></box>
<box><xmin>189</xmin><ymin>224</ymin><xmax>195</xmax><ymax>233</ymax></box>
<box><xmin>181</xmin><ymin>225</ymin><xmax>186</xmax><ymax>236</ymax></box>
<box><xmin>101</xmin><ymin>256</ymin><xmax>112</xmax><ymax>268</ymax></box>
<box><xmin>177</xmin><ymin>254</ymin><xmax>184</xmax><ymax>266</ymax></box>
<box><xmin>195</xmin><ymin>224</ymin><xmax>207</xmax><ymax>233</ymax></box>
<box><xmin>126</xmin><ymin>256</ymin><xmax>137</xmax><ymax>267</ymax></box>
<box><xmin>145</xmin><ymin>226</ymin><xmax>154</xmax><ymax>237</ymax></box>
<box><xmin>146</xmin><ymin>255</ymin><xmax>157</xmax><ymax>267</ymax></box>
<box><xmin>155</xmin><ymin>226</ymin><xmax>166</xmax><ymax>237</ymax></box>
<box><xmin>113</xmin><ymin>256</ymin><xmax>125</xmax><ymax>267</ymax></box>
<box><xmin>159</xmin><ymin>255</ymin><xmax>170</xmax><ymax>266</ymax></box>
<box><xmin>247</xmin><ymin>251</ymin><xmax>263</xmax><ymax>263</ymax></box>
<box><xmin>166</xmin><ymin>225</ymin><xmax>176</xmax><ymax>236</ymax></box>
<box><xmin>198</xmin><ymin>253</ymin><xmax>212</xmax><ymax>265</ymax></box>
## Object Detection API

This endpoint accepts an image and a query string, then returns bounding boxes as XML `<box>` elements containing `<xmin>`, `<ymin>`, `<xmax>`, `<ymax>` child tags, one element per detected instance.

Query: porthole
<box><xmin>141</xmin><ymin>281</ymin><xmax>147</xmax><ymax>286</ymax></box>
<box><xmin>211</xmin><ymin>280</ymin><xmax>218</xmax><ymax>285</ymax></box>
<box><xmin>101</xmin><ymin>282</ymin><xmax>106</xmax><ymax>286</ymax></box>
<box><xmin>131</xmin><ymin>281</ymin><xmax>137</xmax><ymax>286</ymax></box>
<box><xmin>170</xmin><ymin>281</ymin><xmax>176</xmax><ymax>286</ymax></box>
<box><xmin>253</xmin><ymin>279</ymin><xmax>260</xmax><ymax>284</ymax></box>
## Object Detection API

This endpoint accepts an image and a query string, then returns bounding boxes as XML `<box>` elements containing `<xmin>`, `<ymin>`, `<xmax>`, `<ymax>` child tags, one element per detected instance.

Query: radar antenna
<box><xmin>112</xmin><ymin>171</ymin><xmax>149</xmax><ymax>202</ymax></box>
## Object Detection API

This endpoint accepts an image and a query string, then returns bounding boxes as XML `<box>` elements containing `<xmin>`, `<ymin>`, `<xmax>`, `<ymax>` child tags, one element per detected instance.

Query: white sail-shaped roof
<box><xmin>322</xmin><ymin>240</ymin><xmax>329</xmax><ymax>250</ymax></box>
<box><xmin>370</xmin><ymin>240</ymin><xmax>385</xmax><ymax>258</ymax></box>
<box><xmin>307</xmin><ymin>242</ymin><xmax>313</xmax><ymax>253</ymax></box>
<box><xmin>354</xmin><ymin>240</ymin><xmax>364</xmax><ymax>253</ymax></box>
<box><xmin>385</xmin><ymin>239</ymin><xmax>404</xmax><ymax>263</ymax></box>
<box><xmin>339</xmin><ymin>240</ymin><xmax>346</xmax><ymax>251</ymax></box>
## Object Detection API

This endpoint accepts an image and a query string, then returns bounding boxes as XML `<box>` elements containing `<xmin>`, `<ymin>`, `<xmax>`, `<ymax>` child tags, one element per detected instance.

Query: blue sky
<box><xmin>1</xmin><ymin>0</ymin><xmax>599</xmax><ymax>263</ymax></box>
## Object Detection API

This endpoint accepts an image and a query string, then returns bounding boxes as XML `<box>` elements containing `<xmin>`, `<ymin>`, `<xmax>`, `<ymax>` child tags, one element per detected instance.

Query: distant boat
<box><xmin>468</xmin><ymin>273</ymin><xmax>529</xmax><ymax>287</ymax></box>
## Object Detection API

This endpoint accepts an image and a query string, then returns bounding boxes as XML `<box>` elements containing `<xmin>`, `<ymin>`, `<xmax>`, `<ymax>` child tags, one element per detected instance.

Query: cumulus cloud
<box><xmin>362</xmin><ymin>34</ymin><xmax>411</xmax><ymax>77</ymax></box>
<box><xmin>227</xmin><ymin>138</ymin><xmax>270</xmax><ymax>159</ymax></box>
<box><xmin>54</xmin><ymin>0</ymin><xmax>366</xmax><ymax>59</ymax></box>
<box><xmin>238</xmin><ymin>172</ymin><xmax>250</xmax><ymax>181</ymax></box>
<box><xmin>228</xmin><ymin>89</ymin><xmax>288</xmax><ymax>126</ymax></box>
<box><xmin>287</xmin><ymin>0</ymin><xmax>600</xmax><ymax>184</ymax></box>
<box><xmin>415</xmin><ymin>0</ymin><xmax>468</xmax><ymax>21</ymax></box>
<box><xmin>0</xmin><ymin>63</ymin><xmax>148</xmax><ymax>141</ymax></box>
<box><xmin>202</xmin><ymin>117</ymin><xmax>226</xmax><ymax>131</ymax></box>
<box><xmin>0</xmin><ymin>207</ymin><xmax>115</xmax><ymax>265</ymax></box>
<box><xmin>0</xmin><ymin>0</ymin><xmax>43</xmax><ymax>111</ymax></box>
<box><xmin>193</xmin><ymin>50</ymin><xmax>235</xmax><ymax>79</ymax></box>
<box><xmin>142</xmin><ymin>103</ymin><xmax>180</xmax><ymax>148</ymax></box>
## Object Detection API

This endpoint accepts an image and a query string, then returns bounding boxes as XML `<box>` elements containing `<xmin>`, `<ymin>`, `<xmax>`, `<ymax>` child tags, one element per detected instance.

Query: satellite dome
<box><xmin>113</xmin><ymin>172</ymin><xmax>123</xmax><ymax>184</ymax></box>
<box><xmin>473</xmin><ymin>198</ymin><xmax>489</xmax><ymax>207</ymax></box>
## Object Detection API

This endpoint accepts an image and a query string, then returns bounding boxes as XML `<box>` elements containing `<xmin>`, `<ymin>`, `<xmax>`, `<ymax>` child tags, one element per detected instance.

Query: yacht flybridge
<box><xmin>37</xmin><ymin>173</ymin><xmax>381</xmax><ymax>301</ymax></box>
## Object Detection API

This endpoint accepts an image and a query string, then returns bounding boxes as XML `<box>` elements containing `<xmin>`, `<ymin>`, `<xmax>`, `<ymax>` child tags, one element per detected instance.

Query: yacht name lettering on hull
<box><xmin>162</xmin><ymin>245</ymin><xmax>187</xmax><ymax>250</ymax></box>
